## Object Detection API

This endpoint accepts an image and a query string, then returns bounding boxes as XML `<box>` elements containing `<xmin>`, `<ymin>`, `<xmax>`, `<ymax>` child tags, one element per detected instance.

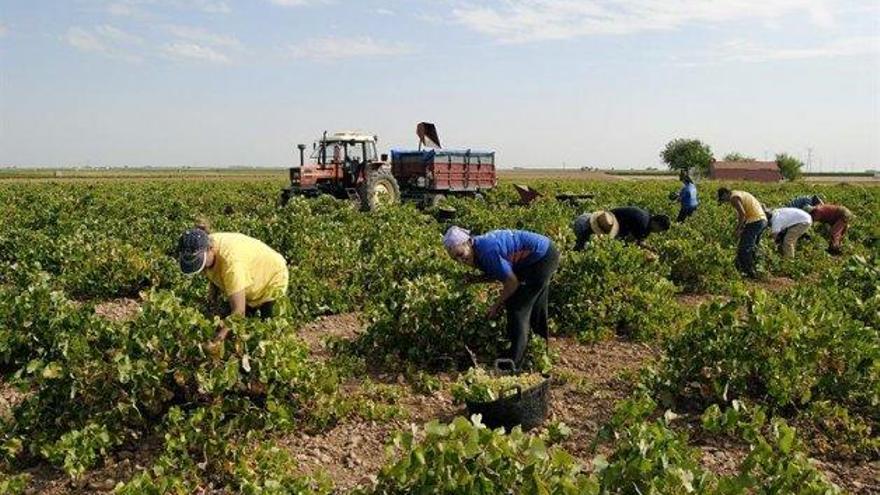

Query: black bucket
<box><xmin>465</xmin><ymin>373</ymin><xmax>551</xmax><ymax>432</ymax></box>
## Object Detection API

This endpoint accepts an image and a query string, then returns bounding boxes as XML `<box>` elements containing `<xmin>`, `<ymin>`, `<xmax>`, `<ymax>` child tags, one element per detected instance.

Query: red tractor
<box><xmin>280</xmin><ymin>123</ymin><xmax>497</xmax><ymax>211</ymax></box>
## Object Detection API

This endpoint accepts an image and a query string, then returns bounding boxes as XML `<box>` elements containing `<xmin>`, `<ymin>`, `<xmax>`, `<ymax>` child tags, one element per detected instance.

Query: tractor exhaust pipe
<box><xmin>297</xmin><ymin>144</ymin><xmax>306</xmax><ymax>167</ymax></box>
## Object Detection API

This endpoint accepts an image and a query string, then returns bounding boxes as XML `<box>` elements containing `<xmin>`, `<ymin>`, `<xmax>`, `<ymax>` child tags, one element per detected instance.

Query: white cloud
<box><xmin>162</xmin><ymin>41</ymin><xmax>230</xmax><ymax>63</ymax></box>
<box><xmin>105</xmin><ymin>0</ymin><xmax>146</xmax><ymax>17</ymax></box>
<box><xmin>376</xmin><ymin>8</ymin><xmax>395</xmax><ymax>16</ymax></box>
<box><xmin>185</xmin><ymin>0</ymin><xmax>231</xmax><ymax>14</ymax></box>
<box><xmin>287</xmin><ymin>36</ymin><xmax>413</xmax><ymax>60</ymax></box>
<box><xmin>268</xmin><ymin>0</ymin><xmax>330</xmax><ymax>7</ymax></box>
<box><xmin>165</xmin><ymin>24</ymin><xmax>241</xmax><ymax>47</ymax></box>
<box><xmin>67</xmin><ymin>27</ymin><xmax>104</xmax><ymax>52</ymax></box>
<box><xmin>65</xmin><ymin>25</ymin><xmax>143</xmax><ymax>62</ymax></box>
<box><xmin>95</xmin><ymin>24</ymin><xmax>144</xmax><ymax>45</ymax></box>
<box><xmin>104</xmin><ymin>0</ymin><xmax>230</xmax><ymax>16</ymax></box>
<box><xmin>716</xmin><ymin>36</ymin><xmax>880</xmax><ymax>63</ymax></box>
<box><xmin>453</xmin><ymin>0</ymin><xmax>841</xmax><ymax>43</ymax></box>
<box><xmin>161</xmin><ymin>25</ymin><xmax>242</xmax><ymax>63</ymax></box>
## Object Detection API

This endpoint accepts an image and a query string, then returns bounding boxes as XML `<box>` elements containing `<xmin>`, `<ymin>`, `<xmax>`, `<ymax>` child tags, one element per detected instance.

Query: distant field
<box><xmin>0</xmin><ymin>167</ymin><xmax>875</xmax><ymax>184</ymax></box>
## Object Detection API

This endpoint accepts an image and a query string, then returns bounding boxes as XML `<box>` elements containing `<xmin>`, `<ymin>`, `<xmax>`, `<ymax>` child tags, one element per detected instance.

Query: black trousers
<box><xmin>505</xmin><ymin>243</ymin><xmax>560</xmax><ymax>367</ymax></box>
<box><xmin>224</xmin><ymin>301</ymin><xmax>275</xmax><ymax>320</ymax></box>
<box><xmin>676</xmin><ymin>206</ymin><xmax>697</xmax><ymax>223</ymax></box>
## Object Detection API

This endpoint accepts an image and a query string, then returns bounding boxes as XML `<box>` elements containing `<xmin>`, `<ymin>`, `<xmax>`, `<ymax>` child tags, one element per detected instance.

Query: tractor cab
<box><xmin>310</xmin><ymin>133</ymin><xmax>381</xmax><ymax>180</ymax></box>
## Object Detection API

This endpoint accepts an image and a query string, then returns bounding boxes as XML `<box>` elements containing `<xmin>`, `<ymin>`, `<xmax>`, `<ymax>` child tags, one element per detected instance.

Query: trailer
<box><xmin>391</xmin><ymin>148</ymin><xmax>496</xmax><ymax>207</ymax></box>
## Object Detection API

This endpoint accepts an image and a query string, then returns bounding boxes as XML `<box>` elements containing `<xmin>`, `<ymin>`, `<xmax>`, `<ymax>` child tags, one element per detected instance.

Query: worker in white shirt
<box><xmin>767</xmin><ymin>207</ymin><xmax>813</xmax><ymax>258</ymax></box>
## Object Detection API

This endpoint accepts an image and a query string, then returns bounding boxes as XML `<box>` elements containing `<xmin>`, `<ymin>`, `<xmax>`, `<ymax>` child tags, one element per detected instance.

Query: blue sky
<box><xmin>0</xmin><ymin>0</ymin><xmax>878</xmax><ymax>170</ymax></box>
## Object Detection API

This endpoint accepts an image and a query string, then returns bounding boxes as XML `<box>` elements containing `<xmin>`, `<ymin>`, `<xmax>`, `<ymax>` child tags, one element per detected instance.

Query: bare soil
<box><xmin>93</xmin><ymin>298</ymin><xmax>141</xmax><ymax>322</ymax></box>
<box><xmin>0</xmin><ymin>379</ymin><xmax>26</xmax><ymax>422</ymax></box>
<box><xmin>752</xmin><ymin>275</ymin><xmax>796</xmax><ymax>292</ymax></box>
<box><xmin>676</xmin><ymin>293</ymin><xmax>725</xmax><ymax>308</ymax></box>
<box><xmin>550</xmin><ymin>337</ymin><xmax>658</xmax><ymax>462</ymax></box>
<box><xmin>296</xmin><ymin>312</ymin><xmax>363</xmax><ymax>360</ymax></box>
<box><xmin>16</xmin><ymin>437</ymin><xmax>162</xmax><ymax>495</ymax></box>
<box><xmin>285</xmin><ymin>318</ymin><xmax>659</xmax><ymax>491</ymax></box>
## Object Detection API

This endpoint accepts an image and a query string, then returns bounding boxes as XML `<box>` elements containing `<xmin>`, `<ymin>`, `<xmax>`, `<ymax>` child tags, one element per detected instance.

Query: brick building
<box><xmin>709</xmin><ymin>161</ymin><xmax>783</xmax><ymax>182</ymax></box>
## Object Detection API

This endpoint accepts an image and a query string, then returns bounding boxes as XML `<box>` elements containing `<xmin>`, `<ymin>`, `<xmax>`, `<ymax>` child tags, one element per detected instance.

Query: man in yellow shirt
<box><xmin>717</xmin><ymin>187</ymin><xmax>767</xmax><ymax>279</ymax></box>
<box><xmin>178</xmin><ymin>227</ymin><xmax>289</xmax><ymax>332</ymax></box>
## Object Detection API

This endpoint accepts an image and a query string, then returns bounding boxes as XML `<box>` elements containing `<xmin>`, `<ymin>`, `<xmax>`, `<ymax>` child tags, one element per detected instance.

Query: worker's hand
<box><xmin>204</xmin><ymin>339</ymin><xmax>224</xmax><ymax>360</ymax></box>
<box><xmin>205</xmin><ymin>322</ymin><xmax>230</xmax><ymax>359</ymax></box>
<box><xmin>214</xmin><ymin>322</ymin><xmax>231</xmax><ymax>343</ymax></box>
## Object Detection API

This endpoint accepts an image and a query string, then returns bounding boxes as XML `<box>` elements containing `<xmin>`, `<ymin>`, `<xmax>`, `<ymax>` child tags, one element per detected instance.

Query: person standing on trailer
<box><xmin>767</xmin><ymin>207</ymin><xmax>812</xmax><ymax>257</ymax></box>
<box><xmin>673</xmin><ymin>172</ymin><xmax>699</xmax><ymax>222</ymax></box>
<box><xmin>787</xmin><ymin>194</ymin><xmax>823</xmax><ymax>210</ymax></box>
<box><xmin>717</xmin><ymin>188</ymin><xmax>767</xmax><ymax>278</ymax></box>
<box><xmin>571</xmin><ymin>207</ymin><xmax>670</xmax><ymax>251</ymax></box>
<box><xmin>805</xmin><ymin>204</ymin><xmax>854</xmax><ymax>255</ymax></box>
<box><xmin>443</xmin><ymin>226</ymin><xmax>560</xmax><ymax>368</ymax></box>
<box><xmin>178</xmin><ymin>224</ymin><xmax>289</xmax><ymax>342</ymax></box>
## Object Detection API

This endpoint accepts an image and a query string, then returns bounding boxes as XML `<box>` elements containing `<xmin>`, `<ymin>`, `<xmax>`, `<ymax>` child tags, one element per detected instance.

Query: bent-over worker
<box><xmin>443</xmin><ymin>226</ymin><xmax>560</xmax><ymax>367</ymax></box>
<box><xmin>787</xmin><ymin>195</ymin><xmax>823</xmax><ymax>210</ymax></box>
<box><xmin>805</xmin><ymin>204</ymin><xmax>853</xmax><ymax>255</ymax></box>
<box><xmin>768</xmin><ymin>207</ymin><xmax>812</xmax><ymax>258</ymax></box>
<box><xmin>717</xmin><ymin>188</ymin><xmax>767</xmax><ymax>278</ymax></box>
<box><xmin>572</xmin><ymin>207</ymin><xmax>670</xmax><ymax>251</ymax></box>
<box><xmin>178</xmin><ymin>226</ymin><xmax>289</xmax><ymax>340</ymax></box>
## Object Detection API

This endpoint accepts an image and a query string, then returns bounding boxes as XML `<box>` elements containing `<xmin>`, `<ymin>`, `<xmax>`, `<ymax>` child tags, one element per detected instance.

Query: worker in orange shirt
<box><xmin>805</xmin><ymin>204</ymin><xmax>854</xmax><ymax>255</ymax></box>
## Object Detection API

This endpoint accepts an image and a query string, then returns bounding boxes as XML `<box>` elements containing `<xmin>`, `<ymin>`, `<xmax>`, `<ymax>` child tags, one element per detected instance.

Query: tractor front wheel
<box><xmin>358</xmin><ymin>169</ymin><xmax>400</xmax><ymax>211</ymax></box>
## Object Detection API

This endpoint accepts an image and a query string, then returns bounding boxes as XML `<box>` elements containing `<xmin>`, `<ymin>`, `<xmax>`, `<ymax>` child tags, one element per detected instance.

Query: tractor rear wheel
<box><xmin>358</xmin><ymin>169</ymin><xmax>400</xmax><ymax>211</ymax></box>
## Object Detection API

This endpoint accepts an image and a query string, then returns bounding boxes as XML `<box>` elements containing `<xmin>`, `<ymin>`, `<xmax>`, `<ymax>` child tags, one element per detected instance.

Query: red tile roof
<box><xmin>711</xmin><ymin>161</ymin><xmax>779</xmax><ymax>171</ymax></box>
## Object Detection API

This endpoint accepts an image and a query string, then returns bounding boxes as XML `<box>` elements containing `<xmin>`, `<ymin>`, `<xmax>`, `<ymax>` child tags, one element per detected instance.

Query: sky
<box><xmin>0</xmin><ymin>0</ymin><xmax>878</xmax><ymax>171</ymax></box>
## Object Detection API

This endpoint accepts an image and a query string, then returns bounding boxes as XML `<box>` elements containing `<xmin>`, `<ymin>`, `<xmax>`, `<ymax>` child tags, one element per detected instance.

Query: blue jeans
<box><xmin>736</xmin><ymin>220</ymin><xmax>766</xmax><ymax>278</ymax></box>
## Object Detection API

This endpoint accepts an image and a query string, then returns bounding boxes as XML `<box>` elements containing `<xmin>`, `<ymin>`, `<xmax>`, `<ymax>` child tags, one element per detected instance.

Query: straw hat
<box><xmin>589</xmin><ymin>210</ymin><xmax>619</xmax><ymax>238</ymax></box>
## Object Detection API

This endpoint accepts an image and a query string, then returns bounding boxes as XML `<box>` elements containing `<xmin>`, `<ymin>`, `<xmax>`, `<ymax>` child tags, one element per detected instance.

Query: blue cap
<box><xmin>178</xmin><ymin>229</ymin><xmax>210</xmax><ymax>274</ymax></box>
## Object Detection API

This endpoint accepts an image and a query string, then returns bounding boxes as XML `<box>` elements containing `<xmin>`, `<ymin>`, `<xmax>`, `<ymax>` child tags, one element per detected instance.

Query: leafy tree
<box><xmin>723</xmin><ymin>152</ymin><xmax>756</xmax><ymax>162</ymax></box>
<box><xmin>660</xmin><ymin>139</ymin><xmax>714</xmax><ymax>176</ymax></box>
<box><xmin>776</xmin><ymin>153</ymin><xmax>804</xmax><ymax>181</ymax></box>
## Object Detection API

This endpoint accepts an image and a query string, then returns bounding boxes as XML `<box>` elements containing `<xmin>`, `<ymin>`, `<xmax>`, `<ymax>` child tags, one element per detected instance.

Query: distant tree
<box><xmin>660</xmin><ymin>139</ymin><xmax>714</xmax><ymax>176</ymax></box>
<box><xmin>776</xmin><ymin>153</ymin><xmax>804</xmax><ymax>181</ymax></box>
<box><xmin>722</xmin><ymin>152</ymin><xmax>756</xmax><ymax>162</ymax></box>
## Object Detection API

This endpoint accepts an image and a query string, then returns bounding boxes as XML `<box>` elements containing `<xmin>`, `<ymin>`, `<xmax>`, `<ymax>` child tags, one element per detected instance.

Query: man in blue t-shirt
<box><xmin>443</xmin><ymin>226</ymin><xmax>560</xmax><ymax>367</ymax></box>
<box><xmin>670</xmin><ymin>172</ymin><xmax>698</xmax><ymax>222</ymax></box>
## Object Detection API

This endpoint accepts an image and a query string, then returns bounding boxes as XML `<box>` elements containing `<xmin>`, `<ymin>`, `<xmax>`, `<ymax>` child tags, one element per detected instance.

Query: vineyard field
<box><xmin>0</xmin><ymin>176</ymin><xmax>877</xmax><ymax>494</ymax></box>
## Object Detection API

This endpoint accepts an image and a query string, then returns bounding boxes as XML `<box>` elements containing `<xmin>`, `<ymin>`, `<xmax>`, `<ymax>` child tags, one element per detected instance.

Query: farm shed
<box><xmin>709</xmin><ymin>161</ymin><xmax>783</xmax><ymax>182</ymax></box>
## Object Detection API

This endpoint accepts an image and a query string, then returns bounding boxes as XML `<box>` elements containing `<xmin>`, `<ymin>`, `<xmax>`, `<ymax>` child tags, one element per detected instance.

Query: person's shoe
<box><xmin>827</xmin><ymin>246</ymin><xmax>842</xmax><ymax>256</ymax></box>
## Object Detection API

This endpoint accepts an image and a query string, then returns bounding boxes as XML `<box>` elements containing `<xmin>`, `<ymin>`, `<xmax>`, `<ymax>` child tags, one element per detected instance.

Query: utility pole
<box><xmin>807</xmin><ymin>147</ymin><xmax>813</xmax><ymax>173</ymax></box>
